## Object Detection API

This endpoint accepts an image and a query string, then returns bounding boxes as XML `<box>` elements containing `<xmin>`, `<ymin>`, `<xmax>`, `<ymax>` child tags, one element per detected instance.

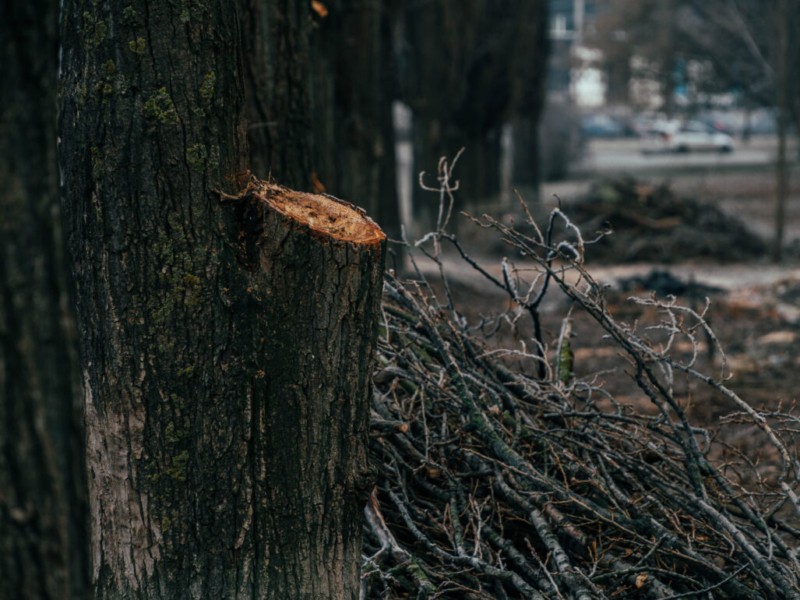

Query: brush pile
<box><xmin>360</xmin><ymin>160</ymin><xmax>800</xmax><ymax>599</ymax></box>
<box><xmin>561</xmin><ymin>176</ymin><xmax>767</xmax><ymax>263</ymax></box>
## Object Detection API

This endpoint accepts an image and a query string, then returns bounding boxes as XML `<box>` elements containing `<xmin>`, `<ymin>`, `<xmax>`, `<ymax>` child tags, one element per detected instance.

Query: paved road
<box><xmin>542</xmin><ymin>135</ymin><xmax>800</xmax><ymax>220</ymax></box>
<box><xmin>574</xmin><ymin>136</ymin><xmax>794</xmax><ymax>178</ymax></box>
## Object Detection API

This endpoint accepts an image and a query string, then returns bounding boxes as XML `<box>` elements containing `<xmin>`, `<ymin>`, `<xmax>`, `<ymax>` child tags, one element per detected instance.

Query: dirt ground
<box><xmin>557</xmin><ymin>168</ymin><xmax>800</xmax><ymax>415</ymax></box>
<box><xmin>413</xmin><ymin>167</ymin><xmax>800</xmax><ymax>443</ymax></box>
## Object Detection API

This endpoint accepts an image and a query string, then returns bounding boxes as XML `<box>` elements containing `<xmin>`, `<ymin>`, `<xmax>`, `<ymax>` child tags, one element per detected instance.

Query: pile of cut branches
<box><xmin>559</xmin><ymin>175</ymin><xmax>767</xmax><ymax>263</ymax></box>
<box><xmin>361</xmin><ymin>158</ymin><xmax>800</xmax><ymax>599</ymax></box>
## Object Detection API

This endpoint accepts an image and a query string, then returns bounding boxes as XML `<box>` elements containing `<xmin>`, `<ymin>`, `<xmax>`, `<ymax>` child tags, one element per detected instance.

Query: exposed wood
<box><xmin>262</xmin><ymin>183</ymin><xmax>386</xmax><ymax>245</ymax></box>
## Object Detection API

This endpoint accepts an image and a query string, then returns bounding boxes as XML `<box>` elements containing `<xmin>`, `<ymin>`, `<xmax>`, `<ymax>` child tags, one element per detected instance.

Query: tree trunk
<box><xmin>376</xmin><ymin>8</ymin><xmax>402</xmax><ymax>246</ymax></box>
<box><xmin>411</xmin><ymin>113</ymin><xmax>464</xmax><ymax>234</ymax></box>
<box><xmin>401</xmin><ymin>0</ymin><xmax>546</xmax><ymax>223</ymax></box>
<box><xmin>59</xmin><ymin>2</ymin><xmax>385</xmax><ymax>597</ymax></box>
<box><xmin>657</xmin><ymin>0</ymin><xmax>677</xmax><ymax>118</ymax></box>
<box><xmin>240</xmin><ymin>0</ymin><xmax>314</xmax><ymax>189</ymax></box>
<box><xmin>510</xmin><ymin>0</ymin><xmax>549</xmax><ymax>199</ymax></box>
<box><xmin>512</xmin><ymin>117</ymin><xmax>541</xmax><ymax>195</ymax></box>
<box><xmin>0</xmin><ymin>0</ymin><xmax>90</xmax><ymax>597</ymax></box>
<box><xmin>240</xmin><ymin>0</ymin><xmax>400</xmax><ymax>243</ymax></box>
<box><xmin>772</xmin><ymin>0</ymin><xmax>790</xmax><ymax>262</ymax></box>
<box><xmin>310</xmin><ymin>0</ymin><xmax>400</xmax><ymax>241</ymax></box>
<box><xmin>220</xmin><ymin>182</ymin><xmax>386</xmax><ymax>599</ymax></box>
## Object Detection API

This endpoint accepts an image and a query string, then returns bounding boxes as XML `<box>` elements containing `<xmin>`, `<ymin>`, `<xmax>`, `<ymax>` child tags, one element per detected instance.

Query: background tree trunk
<box><xmin>311</xmin><ymin>0</ymin><xmax>399</xmax><ymax>240</ymax></box>
<box><xmin>240</xmin><ymin>0</ymin><xmax>315</xmax><ymax>189</ymax></box>
<box><xmin>399</xmin><ymin>0</ymin><xmax>549</xmax><ymax>228</ymax></box>
<box><xmin>510</xmin><ymin>0</ymin><xmax>549</xmax><ymax>198</ymax></box>
<box><xmin>771</xmin><ymin>0</ymin><xmax>791</xmax><ymax>262</ymax></box>
<box><xmin>59</xmin><ymin>1</ymin><xmax>384</xmax><ymax>597</ymax></box>
<box><xmin>0</xmin><ymin>0</ymin><xmax>90</xmax><ymax>597</ymax></box>
<box><xmin>241</xmin><ymin>0</ymin><xmax>401</xmax><ymax>243</ymax></box>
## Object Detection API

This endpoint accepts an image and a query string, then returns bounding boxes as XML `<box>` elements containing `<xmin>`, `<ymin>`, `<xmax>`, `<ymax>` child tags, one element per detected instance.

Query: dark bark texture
<box><xmin>60</xmin><ymin>1</ymin><xmax>384</xmax><ymax>597</ymax></box>
<box><xmin>311</xmin><ymin>0</ymin><xmax>399</xmax><ymax>239</ymax></box>
<box><xmin>0</xmin><ymin>0</ymin><xmax>90</xmax><ymax>597</ymax></box>
<box><xmin>398</xmin><ymin>0</ymin><xmax>549</xmax><ymax>221</ymax></box>
<box><xmin>241</xmin><ymin>0</ymin><xmax>315</xmax><ymax>189</ymax></box>
<box><xmin>225</xmin><ymin>182</ymin><xmax>385</xmax><ymax>598</ymax></box>
<box><xmin>241</xmin><ymin>0</ymin><xmax>400</xmax><ymax>241</ymax></box>
<box><xmin>510</xmin><ymin>1</ymin><xmax>549</xmax><ymax>193</ymax></box>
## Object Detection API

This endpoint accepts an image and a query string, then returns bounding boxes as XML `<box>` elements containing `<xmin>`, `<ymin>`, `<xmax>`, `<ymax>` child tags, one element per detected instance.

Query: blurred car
<box><xmin>630</xmin><ymin>112</ymin><xmax>669</xmax><ymax>137</ymax></box>
<box><xmin>580</xmin><ymin>114</ymin><xmax>626</xmax><ymax>138</ymax></box>
<box><xmin>641</xmin><ymin>120</ymin><xmax>734</xmax><ymax>154</ymax></box>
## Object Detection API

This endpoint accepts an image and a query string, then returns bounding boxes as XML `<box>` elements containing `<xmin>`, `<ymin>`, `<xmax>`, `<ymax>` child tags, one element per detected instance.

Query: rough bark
<box><xmin>240</xmin><ymin>0</ymin><xmax>314</xmax><ymax>189</ymax></box>
<box><xmin>240</xmin><ymin>0</ymin><xmax>400</xmax><ymax>242</ymax></box>
<box><xmin>400</xmin><ymin>0</ymin><xmax>547</xmax><ymax>218</ymax></box>
<box><xmin>0</xmin><ymin>0</ymin><xmax>90</xmax><ymax>597</ymax></box>
<box><xmin>221</xmin><ymin>181</ymin><xmax>386</xmax><ymax>599</ymax></box>
<box><xmin>311</xmin><ymin>0</ymin><xmax>399</xmax><ymax>239</ymax></box>
<box><xmin>59</xmin><ymin>1</ymin><xmax>384</xmax><ymax>597</ymax></box>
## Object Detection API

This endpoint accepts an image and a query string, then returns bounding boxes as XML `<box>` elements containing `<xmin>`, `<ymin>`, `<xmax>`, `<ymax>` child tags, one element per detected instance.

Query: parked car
<box><xmin>641</xmin><ymin>120</ymin><xmax>734</xmax><ymax>154</ymax></box>
<box><xmin>580</xmin><ymin>114</ymin><xmax>626</xmax><ymax>139</ymax></box>
<box><xmin>630</xmin><ymin>112</ymin><xmax>669</xmax><ymax>137</ymax></box>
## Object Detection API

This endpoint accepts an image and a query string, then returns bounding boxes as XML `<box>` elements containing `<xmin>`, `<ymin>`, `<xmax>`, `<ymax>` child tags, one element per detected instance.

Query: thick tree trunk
<box><xmin>401</xmin><ymin>0</ymin><xmax>547</xmax><ymax>221</ymax></box>
<box><xmin>311</xmin><ymin>0</ymin><xmax>393</xmax><ymax>228</ymax></box>
<box><xmin>411</xmin><ymin>114</ymin><xmax>463</xmax><ymax>234</ymax></box>
<box><xmin>511</xmin><ymin>117</ymin><xmax>542</xmax><ymax>196</ymax></box>
<box><xmin>0</xmin><ymin>0</ymin><xmax>90</xmax><ymax>597</ymax></box>
<box><xmin>240</xmin><ymin>0</ymin><xmax>400</xmax><ymax>243</ymax></box>
<box><xmin>59</xmin><ymin>1</ymin><xmax>384</xmax><ymax>597</ymax></box>
<box><xmin>510</xmin><ymin>0</ymin><xmax>549</xmax><ymax>198</ymax></box>
<box><xmin>240</xmin><ymin>0</ymin><xmax>314</xmax><ymax>189</ymax></box>
<box><xmin>220</xmin><ymin>182</ymin><xmax>385</xmax><ymax>599</ymax></box>
<box><xmin>297</xmin><ymin>0</ymin><xmax>402</xmax><ymax>244</ymax></box>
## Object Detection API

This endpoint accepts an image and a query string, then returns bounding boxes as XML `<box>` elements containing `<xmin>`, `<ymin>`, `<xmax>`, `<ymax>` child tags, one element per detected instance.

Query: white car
<box><xmin>641</xmin><ymin>120</ymin><xmax>734</xmax><ymax>154</ymax></box>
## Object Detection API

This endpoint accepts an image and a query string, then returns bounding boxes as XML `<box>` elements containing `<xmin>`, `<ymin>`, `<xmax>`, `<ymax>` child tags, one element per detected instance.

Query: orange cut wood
<box><xmin>258</xmin><ymin>182</ymin><xmax>385</xmax><ymax>246</ymax></box>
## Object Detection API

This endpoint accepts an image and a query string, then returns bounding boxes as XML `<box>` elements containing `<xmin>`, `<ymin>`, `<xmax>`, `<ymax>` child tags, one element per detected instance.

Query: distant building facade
<box><xmin>548</xmin><ymin>0</ymin><xmax>604</xmax><ymax>107</ymax></box>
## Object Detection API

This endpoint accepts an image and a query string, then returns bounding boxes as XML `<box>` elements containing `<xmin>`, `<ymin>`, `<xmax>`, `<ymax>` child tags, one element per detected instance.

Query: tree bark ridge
<box><xmin>60</xmin><ymin>0</ymin><xmax>385</xmax><ymax>595</ymax></box>
<box><xmin>224</xmin><ymin>180</ymin><xmax>387</xmax><ymax>598</ymax></box>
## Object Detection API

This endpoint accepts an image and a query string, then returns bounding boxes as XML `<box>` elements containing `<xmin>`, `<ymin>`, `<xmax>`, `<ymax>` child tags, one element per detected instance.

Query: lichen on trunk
<box><xmin>59</xmin><ymin>1</ymin><xmax>385</xmax><ymax>597</ymax></box>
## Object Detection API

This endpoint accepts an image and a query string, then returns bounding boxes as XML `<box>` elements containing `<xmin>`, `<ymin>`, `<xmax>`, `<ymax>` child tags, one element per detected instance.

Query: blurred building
<box><xmin>548</xmin><ymin>0</ymin><xmax>604</xmax><ymax>107</ymax></box>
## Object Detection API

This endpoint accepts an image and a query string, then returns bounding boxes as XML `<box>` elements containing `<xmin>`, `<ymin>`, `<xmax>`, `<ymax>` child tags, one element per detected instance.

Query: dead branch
<box><xmin>361</xmin><ymin>158</ymin><xmax>800</xmax><ymax>599</ymax></box>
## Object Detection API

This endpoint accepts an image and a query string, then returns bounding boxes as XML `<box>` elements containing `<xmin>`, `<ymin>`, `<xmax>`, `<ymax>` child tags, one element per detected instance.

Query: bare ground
<box><xmin>412</xmin><ymin>165</ymin><xmax>800</xmax><ymax>432</ymax></box>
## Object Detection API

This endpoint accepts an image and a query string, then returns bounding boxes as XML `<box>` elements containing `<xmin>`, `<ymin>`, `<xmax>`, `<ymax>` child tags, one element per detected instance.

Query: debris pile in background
<box><xmin>616</xmin><ymin>267</ymin><xmax>725</xmax><ymax>298</ymax></box>
<box><xmin>564</xmin><ymin>176</ymin><xmax>767</xmax><ymax>263</ymax></box>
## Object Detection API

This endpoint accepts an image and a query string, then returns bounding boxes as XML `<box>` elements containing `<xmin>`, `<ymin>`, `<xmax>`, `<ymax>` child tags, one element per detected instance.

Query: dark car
<box><xmin>580</xmin><ymin>114</ymin><xmax>626</xmax><ymax>138</ymax></box>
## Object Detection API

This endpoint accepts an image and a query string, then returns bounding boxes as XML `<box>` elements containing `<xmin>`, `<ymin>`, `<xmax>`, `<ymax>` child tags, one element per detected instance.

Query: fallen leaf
<box><xmin>311</xmin><ymin>0</ymin><xmax>328</xmax><ymax>18</ymax></box>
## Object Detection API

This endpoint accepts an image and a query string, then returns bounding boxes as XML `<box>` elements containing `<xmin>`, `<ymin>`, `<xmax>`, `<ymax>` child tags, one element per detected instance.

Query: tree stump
<box><xmin>222</xmin><ymin>179</ymin><xmax>387</xmax><ymax>597</ymax></box>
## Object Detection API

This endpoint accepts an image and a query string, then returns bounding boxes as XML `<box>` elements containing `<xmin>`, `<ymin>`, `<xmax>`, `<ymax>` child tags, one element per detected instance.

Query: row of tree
<box><xmin>591</xmin><ymin>0</ymin><xmax>800</xmax><ymax>260</ymax></box>
<box><xmin>243</xmin><ymin>0</ymin><xmax>550</xmax><ymax>235</ymax></box>
<box><xmin>0</xmin><ymin>0</ymin><xmax>550</xmax><ymax>597</ymax></box>
<box><xmin>593</xmin><ymin>0</ymin><xmax>800</xmax><ymax>125</ymax></box>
